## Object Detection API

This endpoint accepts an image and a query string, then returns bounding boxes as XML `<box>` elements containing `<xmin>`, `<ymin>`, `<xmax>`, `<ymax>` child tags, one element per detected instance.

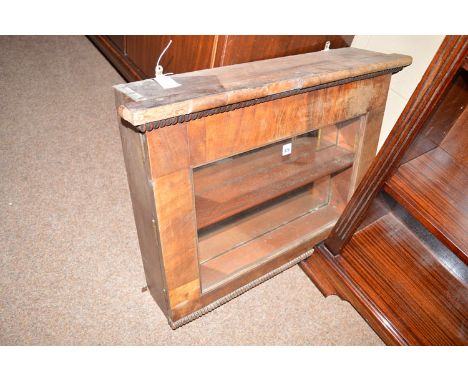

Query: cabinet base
<box><xmin>168</xmin><ymin>249</ymin><xmax>313</xmax><ymax>329</ymax></box>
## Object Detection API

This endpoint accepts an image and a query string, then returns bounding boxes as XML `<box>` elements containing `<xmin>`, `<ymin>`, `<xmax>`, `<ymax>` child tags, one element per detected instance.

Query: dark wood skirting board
<box><xmin>88</xmin><ymin>36</ymin><xmax>146</xmax><ymax>82</ymax></box>
<box><xmin>324</xmin><ymin>35</ymin><xmax>468</xmax><ymax>254</ymax></box>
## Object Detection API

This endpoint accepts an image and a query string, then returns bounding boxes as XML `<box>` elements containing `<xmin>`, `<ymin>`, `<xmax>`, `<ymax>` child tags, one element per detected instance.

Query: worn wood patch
<box><xmin>115</xmin><ymin>48</ymin><xmax>411</xmax><ymax>126</ymax></box>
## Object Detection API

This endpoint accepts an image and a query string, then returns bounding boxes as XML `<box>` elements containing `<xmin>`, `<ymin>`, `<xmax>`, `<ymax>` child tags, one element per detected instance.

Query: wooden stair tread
<box><xmin>340</xmin><ymin>212</ymin><xmax>468</xmax><ymax>345</ymax></box>
<box><xmin>385</xmin><ymin>147</ymin><xmax>468</xmax><ymax>264</ymax></box>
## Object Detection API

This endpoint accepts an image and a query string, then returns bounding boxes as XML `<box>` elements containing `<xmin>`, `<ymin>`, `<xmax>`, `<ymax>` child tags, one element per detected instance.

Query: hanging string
<box><xmin>155</xmin><ymin>39</ymin><xmax>174</xmax><ymax>77</ymax></box>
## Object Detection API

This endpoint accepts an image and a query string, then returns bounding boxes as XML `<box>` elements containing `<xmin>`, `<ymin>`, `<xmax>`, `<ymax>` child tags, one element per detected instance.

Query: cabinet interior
<box><xmin>193</xmin><ymin>117</ymin><xmax>362</xmax><ymax>291</ymax></box>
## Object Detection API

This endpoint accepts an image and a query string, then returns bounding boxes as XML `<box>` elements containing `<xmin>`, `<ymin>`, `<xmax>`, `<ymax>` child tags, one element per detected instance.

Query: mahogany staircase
<box><xmin>301</xmin><ymin>36</ymin><xmax>468</xmax><ymax>345</ymax></box>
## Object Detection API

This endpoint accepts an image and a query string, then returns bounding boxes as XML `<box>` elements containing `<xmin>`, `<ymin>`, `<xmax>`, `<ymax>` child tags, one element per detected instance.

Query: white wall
<box><xmin>352</xmin><ymin>35</ymin><xmax>445</xmax><ymax>149</ymax></box>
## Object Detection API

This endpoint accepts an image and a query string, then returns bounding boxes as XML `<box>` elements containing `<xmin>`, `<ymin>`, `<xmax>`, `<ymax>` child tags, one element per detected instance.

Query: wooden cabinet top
<box><xmin>115</xmin><ymin>47</ymin><xmax>411</xmax><ymax>128</ymax></box>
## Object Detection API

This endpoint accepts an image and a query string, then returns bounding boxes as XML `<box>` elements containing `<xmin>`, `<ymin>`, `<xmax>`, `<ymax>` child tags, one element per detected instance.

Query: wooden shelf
<box><xmin>385</xmin><ymin>147</ymin><xmax>468</xmax><ymax>264</ymax></box>
<box><xmin>341</xmin><ymin>210</ymin><xmax>467</xmax><ymax>345</ymax></box>
<box><xmin>199</xmin><ymin>168</ymin><xmax>353</xmax><ymax>291</ymax></box>
<box><xmin>200</xmin><ymin>202</ymin><xmax>341</xmax><ymax>292</ymax></box>
<box><xmin>303</xmin><ymin>203</ymin><xmax>468</xmax><ymax>345</ymax></box>
<box><xmin>198</xmin><ymin>178</ymin><xmax>329</xmax><ymax>264</ymax></box>
<box><xmin>194</xmin><ymin>139</ymin><xmax>353</xmax><ymax>230</ymax></box>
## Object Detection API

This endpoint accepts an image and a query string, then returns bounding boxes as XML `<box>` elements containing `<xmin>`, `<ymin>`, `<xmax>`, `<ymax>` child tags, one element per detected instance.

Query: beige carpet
<box><xmin>0</xmin><ymin>36</ymin><xmax>383</xmax><ymax>345</ymax></box>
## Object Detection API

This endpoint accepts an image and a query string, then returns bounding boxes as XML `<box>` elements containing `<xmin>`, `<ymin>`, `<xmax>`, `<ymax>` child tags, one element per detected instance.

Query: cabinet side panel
<box><xmin>145</xmin><ymin>125</ymin><xmax>202</xmax><ymax>314</ymax></box>
<box><xmin>152</xmin><ymin>170</ymin><xmax>201</xmax><ymax>311</ymax></box>
<box><xmin>117</xmin><ymin>114</ymin><xmax>169</xmax><ymax>316</ymax></box>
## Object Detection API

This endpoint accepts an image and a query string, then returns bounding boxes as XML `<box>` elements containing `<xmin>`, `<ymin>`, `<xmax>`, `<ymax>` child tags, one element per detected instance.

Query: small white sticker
<box><xmin>282</xmin><ymin>143</ymin><xmax>292</xmax><ymax>156</ymax></box>
<box><xmin>154</xmin><ymin>75</ymin><xmax>181</xmax><ymax>89</ymax></box>
<box><xmin>113</xmin><ymin>84</ymin><xmax>145</xmax><ymax>101</ymax></box>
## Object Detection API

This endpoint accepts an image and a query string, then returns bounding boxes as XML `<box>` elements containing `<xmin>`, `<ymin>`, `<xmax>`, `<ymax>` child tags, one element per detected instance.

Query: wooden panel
<box><xmin>300</xmin><ymin>244</ymin><xmax>405</xmax><ymax>345</ymax></box>
<box><xmin>108</xmin><ymin>35</ymin><xmax>125</xmax><ymax>52</ymax></box>
<box><xmin>440</xmin><ymin>107</ymin><xmax>468</xmax><ymax>166</ymax></box>
<box><xmin>115</xmin><ymin>92</ymin><xmax>168</xmax><ymax>315</ymax></box>
<box><xmin>126</xmin><ymin>35</ymin><xmax>217</xmax><ymax>78</ymax></box>
<box><xmin>401</xmin><ymin>69</ymin><xmax>468</xmax><ymax>164</ymax></box>
<box><xmin>302</xmin><ymin>207</ymin><xmax>468</xmax><ymax>345</ymax></box>
<box><xmin>340</xmin><ymin>212</ymin><xmax>467</xmax><ymax>345</ymax></box>
<box><xmin>188</xmin><ymin>75</ymin><xmax>391</xmax><ymax>166</ymax></box>
<box><xmin>325</xmin><ymin>36</ymin><xmax>467</xmax><ymax>254</ymax></box>
<box><xmin>92</xmin><ymin>35</ymin><xmax>353</xmax><ymax>82</ymax></box>
<box><xmin>213</xmin><ymin>35</ymin><xmax>352</xmax><ymax>67</ymax></box>
<box><xmin>146</xmin><ymin>123</ymin><xmax>190</xmax><ymax>178</ymax></box>
<box><xmin>116</xmin><ymin>48</ymin><xmax>411</xmax><ymax>125</ymax></box>
<box><xmin>198</xmin><ymin>169</ymin><xmax>353</xmax><ymax>291</ymax></box>
<box><xmin>152</xmin><ymin>170</ymin><xmax>201</xmax><ymax>310</ymax></box>
<box><xmin>385</xmin><ymin>147</ymin><xmax>468</xmax><ymax>264</ymax></box>
<box><xmin>172</xmin><ymin>233</ymin><xmax>317</xmax><ymax>321</ymax></box>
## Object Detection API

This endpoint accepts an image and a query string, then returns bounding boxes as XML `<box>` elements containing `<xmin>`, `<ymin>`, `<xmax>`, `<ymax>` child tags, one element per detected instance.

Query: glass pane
<box><xmin>193</xmin><ymin>117</ymin><xmax>361</xmax><ymax>291</ymax></box>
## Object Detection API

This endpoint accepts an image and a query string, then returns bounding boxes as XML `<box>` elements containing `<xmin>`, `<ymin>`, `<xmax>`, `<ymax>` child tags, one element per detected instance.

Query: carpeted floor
<box><xmin>0</xmin><ymin>36</ymin><xmax>383</xmax><ymax>345</ymax></box>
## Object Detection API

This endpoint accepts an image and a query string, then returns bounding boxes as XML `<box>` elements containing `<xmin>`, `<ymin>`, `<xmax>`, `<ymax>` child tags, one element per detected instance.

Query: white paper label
<box><xmin>113</xmin><ymin>84</ymin><xmax>145</xmax><ymax>101</ymax></box>
<box><xmin>154</xmin><ymin>75</ymin><xmax>181</xmax><ymax>89</ymax></box>
<box><xmin>282</xmin><ymin>143</ymin><xmax>292</xmax><ymax>156</ymax></box>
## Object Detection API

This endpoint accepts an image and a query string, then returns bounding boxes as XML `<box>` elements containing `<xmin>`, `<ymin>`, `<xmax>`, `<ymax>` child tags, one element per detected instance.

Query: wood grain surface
<box><xmin>89</xmin><ymin>36</ymin><xmax>147</xmax><ymax>82</ymax></box>
<box><xmin>126</xmin><ymin>36</ymin><xmax>218</xmax><ymax>78</ymax></box>
<box><xmin>325</xmin><ymin>36</ymin><xmax>466</xmax><ymax>254</ymax></box>
<box><xmin>186</xmin><ymin>75</ymin><xmax>390</xmax><ymax>167</ymax></box>
<box><xmin>115</xmin><ymin>46</ymin><xmax>401</xmax><ymax>324</ymax></box>
<box><xmin>340</xmin><ymin>212</ymin><xmax>467</xmax><ymax>345</ymax></box>
<box><xmin>302</xmin><ymin>208</ymin><xmax>468</xmax><ymax>345</ymax></box>
<box><xmin>212</xmin><ymin>35</ymin><xmax>352</xmax><ymax>67</ymax></box>
<box><xmin>115</xmin><ymin>94</ymin><xmax>168</xmax><ymax>315</ymax></box>
<box><xmin>385</xmin><ymin>147</ymin><xmax>468</xmax><ymax>264</ymax></box>
<box><xmin>401</xmin><ymin>68</ymin><xmax>467</xmax><ymax>164</ymax></box>
<box><xmin>152</xmin><ymin>169</ymin><xmax>201</xmax><ymax>309</ymax></box>
<box><xmin>200</xmin><ymin>204</ymin><xmax>340</xmax><ymax>291</ymax></box>
<box><xmin>115</xmin><ymin>48</ymin><xmax>411</xmax><ymax>125</ymax></box>
<box><xmin>197</xmin><ymin>178</ymin><xmax>330</xmax><ymax>264</ymax></box>
<box><xmin>91</xmin><ymin>35</ymin><xmax>354</xmax><ymax>82</ymax></box>
<box><xmin>439</xmin><ymin>106</ymin><xmax>468</xmax><ymax>166</ymax></box>
<box><xmin>198</xmin><ymin>168</ymin><xmax>353</xmax><ymax>291</ymax></box>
